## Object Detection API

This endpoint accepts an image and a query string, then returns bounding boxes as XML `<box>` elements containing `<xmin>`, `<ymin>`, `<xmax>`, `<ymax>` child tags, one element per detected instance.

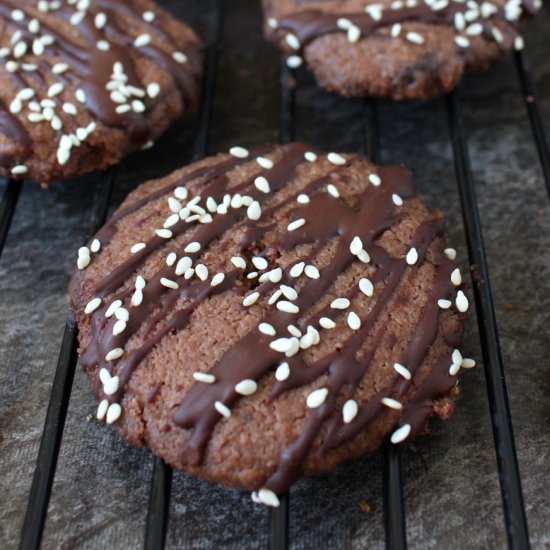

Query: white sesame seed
<box><xmin>287</xmin><ymin>324</ymin><xmax>302</xmax><ymax>338</ymax></box>
<box><xmin>131</xmin><ymin>289</ymin><xmax>143</xmax><ymax>307</ymax></box>
<box><xmin>304</xmin><ymin>151</ymin><xmax>317</xmax><ymax>162</ymax></box>
<box><xmin>256</xmin><ymin>156</ymin><xmax>274</xmax><ymax>170</ymax></box>
<box><xmin>11</xmin><ymin>9</ymin><xmax>25</xmax><ymax>21</ymax></box>
<box><xmin>327</xmin><ymin>184</ymin><xmax>340</xmax><ymax>198</ymax></box>
<box><xmin>406</xmin><ymin>247</ymin><xmax>419</xmax><ymax>265</ymax></box>
<box><xmin>193</xmin><ymin>372</ymin><xmax>216</xmax><ymax>383</ymax></box>
<box><xmin>337</xmin><ymin>17</ymin><xmax>353</xmax><ymax>30</ymax></box>
<box><xmin>99</xmin><ymin>368</ymin><xmax>111</xmax><ymax>385</ymax></box>
<box><xmin>299</xmin><ymin>332</ymin><xmax>314</xmax><ymax>350</ymax></box>
<box><xmin>491</xmin><ymin>26</ymin><xmax>504</xmax><ymax>43</ymax></box>
<box><xmin>392</xmin><ymin>193</ymin><xmax>404</xmax><ymax>206</ymax></box>
<box><xmin>195</xmin><ymin>264</ymin><xmax>208</xmax><ymax>281</ymax></box>
<box><xmin>381</xmin><ymin>397</ymin><xmax>403</xmax><ymax>410</ymax></box>
<box><xmin>11</xmin><ymin>165</ymin><xmax>28</xmax><ymax>175</ymax></box>
<box><xmin>304</xmin><ymin>265</ymin><xmax>320</xmax><ymax>279</ymax></box>
<box><xmin>343</xmin><ymin>399</ymin><xmax>358</xmax><ymax>423</ymax></box>
<box><xmin>229</xmin><ymin>146</ymin><xmax>249</xmax><ymax>158</ymax></box>
<box><xmin>97</xmin><ymin>399</ymin><xmax>109</xmax><ymax>420</ymax></box>
<box><xmin>391</xmin><ymin>23</ymin><xmax>402</xmax><ymax>37</ymax></box>
<box><xmin>174</xmin><ymin>187</ymin><xmax>188</xmax><ymax>201</ymax></box>
<box><xmin>267</xmin><ymin>17</ymin><xmax>278</xmax><ymax>29</ymax></box>
<box><xmin>106</xmin><ymin>403</ymin><xmax>122</xmax><ymax>424</ymax></box>
<box><xmin>455</xmin><ymin>35</ymin><xmax>471</xmax><ymax>48</ymax></box>
<box><xmin>207</xmin><ymin>272</ymin><xmax>224</xmax><ymax>287</ymax></box>
<box><xmin>350</xmin><ymin>236</ymin><xmax>363</xmax><ymax>256</ymax></box>
<box><xmin>358</xmin><ymin>249</ymin><xmax>371</xmax><ymax>264</ymax></box>
<box><xmin>243</xmin><ymin>292</ymin><xmax>260</xmax><ymax>307</ymax></box>
<box><xmin>131</xmin><ymin>242</ymin><xmax>146</xmax><ymax>254</ymax></box>
<box><xmin>358</xmin><ymin>278</ymin><xmax>374</xmax><ymax>297</ymax></box>
<box><xmin>85</xmin><ymin>297</ymin><xmax>102</xmax><ymax>314</ymax></box>
<box><xmin>438</xmin><ymin>298</ymin><xmax>452</xmax><ymax>309</ymax></box>
<box><xmin>103</xmin><ymin>375</ymin><xmax>120</xmax><ymax>395</ymax></box>
<box><xmin>297</xmin><ymin>194</ymin><xmax>310</xmax><ymax>204</ymax></box>
<box><xmin>251</xmin><ymin>176</ymin><xmax>270</xmax><ymax>194</ymax></box>
<box><xmin>48</xmin><ymin>83</ymin><xmax>64</xmax><ymax>97</ymax></box>
<box><xmin>215</xmin><ymin>401</ymin><xmax>231</xmax><ymax>418</ymax></box>
<box><xmin>456</xmin><ymin>290</ymin><xmax>469</xmax><ymax>312</ymax></box>
<box><xmin>270</xmin><ymin>338</ymin><xmax>292</xmax><ymax>353</ymax></box>
<box><xmin>258</xmin><ymin>488</ymin><xmax>280</xmax><ymax>508</ymax></box>
<box><xmin>451</xmin><ymin>349</ymin><xmax>462</xmax><ymax>366</ymax></box>
<box><xmin>159</xmin><ymin>277</ymin><xmax>178</xmax><ymax>290</ymax></box>
<box><xmin>289</xmin><ymin>262</ymin><xmax>305</xmax><ymax>278</ymax></box>
<box><xmin>365</xmin><ymin>4</ymin><xmax>383</xmax><ymax>20</ymax></box>
<box><xmin>347</xmin><ymin>312</ymin><xmax>361</xmax><ymax>330</ymax></box>
<box><xmin>105</xmin><ymin>348</ymin><xmax>124</xmax><ymax>362</ymax></box>
<box><xmin>307</xmin><ymin>387</ymin><xmax>329</xmax><ymax>408</ymax></box>
<box><xmin>449</xmin><ymin>363</ymin><xmax>461</xmax><ymax>376</ymax></box>
<box><xmin>287</xmin><ymin>218</ymin><xmax>305</xmax><ymax>232</ymax></box>
<box><xmin>286</xmin><ymin>55</ymin><xmax>303</xmax><ymax>68</ymax></box>
<box><xmin>462</xmin><ymin>358</ymin><xmax>476</xmax><ymax>368</ymax></box>
<box><xmin>257</xmin><ymin>323</ymin><xmax>275</xmax><ymax>337</ymax></box>
<box><xmin>279</xmin><ymin>285</ymin><xmax>298</xmax><ymax>301</ymax></box>
<box><xmin>184</xmin><ymin>268</ymin><xmax>195</xmax><ymax>279</ymax></box>
<box><xmin>466</xmin><ymin>23</ymin><xmax>483</xmax><ymax>36</ymax></box>
<box><xmin>285</xmin><ymin>33</ymin><xmax>300</xmax><ymax>50</ymax></box>
<box><xmin>245</xmin><ymin>200</ymin><xmax>260</xmax><ymax>221</ymax></box>
<box><xmin>114</xmin><ymin>308</ymin><xmax>129</xmax><ymax>322</ymax></box>
<box><xmin>277</xmin><ymin>300</ymin><xmax>299</xmax><ymax>314</ymax></box>
<box><xmin>331</xmin><ymin>298</ymin><xmax>350</xmax><ymax>310</ymax></box>
<box><xmin>143</xmin><ymin>10</ymin><xmax>156</xmax><ymax>22</ymax></box>
<box><xmin>444</xmin><ymin>248</ymin><xmax>457</xmax><ymax>260</ymax></box>
<box><xmin>134</xmin><ymin>33</ymin><xmax>151</xmax><ymax>48</ymax></box>
<box><xmin>369</xmin><ymin>173</ymin><xmax>382</xmax><ymax>186</ymax></box>
<box><xmin>155</xmin><ymin>229</ymin><xmax>172</xmax><ymax>239</ymax></box>
<box><xmin>252</xmin><ymin>257</ymin><xmax>268</xmax><ymax>270</ymax></box>
<box><xmin>133</xmin><ymin>276</ymin><xmax>146</xmax><ymax>291</ymax></box>
<box><xmin>13</xmin><ymin>41</ymin><xmax>28</xmax><ymax>58</ymax></box>
<box><xmin>319</xmin><ymin>317</ymin><xmax>336</xmax><ymax>329</ymax></box>
<box><xmin>77</xmin><ymin>255</ymin><xmax>90</xmax><ymax>269</ymax></box>
<box><xmin>391</xmin><ymin>424</ymin><xmax>411</xmax><ymax>444</ymax></box>
<box><xmin>394</xmin><ymin>362</ymin><xmax>412</xmax><ymax>380</ymax></box>
<box><xmin>9</xmin><ymin>99</ymin><xmax>22</xmax><ymax>115</ymax></box>
<box><xmin>184</xmin><ymin>242</ymin><xmax>201</xmax><ymax>253</ymax></box>
<box><xmin>514</xmin><ymin>36</ymin><xmax>524</xmax><ymax>50</ymax></box>
<box><xmin>105</xmin><ymin>300</ymin><xmax>122</xmax><ymax>318</ymax></box>
<box><xmin>235</xmin><ymin>379</ymin><xmax>257</xmax><ymax>395</ymax></box>
<box><xmin>132</xmin><ymin>100</ymin><xmax>146</xmax><ymax>113</ymax></box>
<box><xmin>275</xmin><ymin>362</ymin><xmax>290</xmax><ymax>381</ymax></box>
<box><xmin>406</xmin><ymin>32</ymin><xmax>424</xmax><ymax>44</ymax></box>
<box><xmin>173</xmin><ymin>51</ymin><xmax>188</xmax><ymax>64</ymax></box>
<box><xmin>97</xmin><ymin>40</ymin><xmax>110</xmax><ymax>51</ymax></box>
<box><xmin>285</xmin><ymin>337</ymin><xmax>300</xmax><ymax>357</ymax></box>
<box><xmin>347</xmin><ymin>25</ymin><xmax>361</xmax><ymax>43</ymax></box>
<box><xmin>269</xmin><ymin>268</ymin><xmax>283</xmax><ymax>283</ymax></box>
<box><xmin>228</xmin><ymin>256</ymin><xmax>245</xmax><ymax>270</ymax></box>
<box><xmin>327</xmin><ymin>152</ymin><xmax>346</xmax><ymax>165</ymax></box>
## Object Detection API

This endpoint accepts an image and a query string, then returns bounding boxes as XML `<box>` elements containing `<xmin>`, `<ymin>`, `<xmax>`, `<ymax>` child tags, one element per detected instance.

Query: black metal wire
<box><xmin>143</xmin><ymin>2</ymin><xmax>226</xmax><ymax>548</ymax></box>
<box><xmin>514</xmin><ymin>50</ymin><xmax>550</xmax><ymax>200</ymax></box>
<box><xmin>268</xmin><ymin>493</ymin><xmax>289</xmax><ymax>550</ymax></box>
<box><xmin>446</xmin><ymin>91</ymin><xmax>530</xmax><ymax>550</ymax></box>
<box><xmin>0</xmin><ymin>179</ymin><xmax>22</xmax><ymax>260</ymax></box>
<box><xmin>19</xmin><ymin>170</ymin><xmax>114</xmax><ymax>550</ymax></box>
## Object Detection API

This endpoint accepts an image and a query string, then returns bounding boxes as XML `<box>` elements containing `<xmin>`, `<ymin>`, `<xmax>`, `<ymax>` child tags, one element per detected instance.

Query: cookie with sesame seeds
<box><xmin>0</xmin><ymin>0</ymin><xmax>202</xmax><ymax>184</ymax></box>
<box><xmin>262</xmin><ymin>0</ymin><xmax>540</xmax><ymax>100</ymax></box>
<box><xmin>68</xmin><ymin>142</ymin><xmax>473</xmax><ymax>506</ymax></box>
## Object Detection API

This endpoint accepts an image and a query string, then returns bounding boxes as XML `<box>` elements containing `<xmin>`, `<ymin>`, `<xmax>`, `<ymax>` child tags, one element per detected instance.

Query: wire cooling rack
<box><xmin>0</xmin><ymin>1</ymin><xmax>548</xmax><ymax>548</ymax></box>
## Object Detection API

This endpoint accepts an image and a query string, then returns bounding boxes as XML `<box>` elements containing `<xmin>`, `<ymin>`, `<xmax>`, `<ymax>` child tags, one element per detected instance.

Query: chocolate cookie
<box><xmin>262</xmin><ymin>0</ymin><xmax>540</xmax><ymax>100</ymax></box>
<box><xmin>69</xmin><ymin>142</ymin><xmax>474</xmax><ymax>506</ymax></box>
<box><xmin>0</xmin><ymin>0</ymin><xmax>202</xmax><ymax>184</ymax></box>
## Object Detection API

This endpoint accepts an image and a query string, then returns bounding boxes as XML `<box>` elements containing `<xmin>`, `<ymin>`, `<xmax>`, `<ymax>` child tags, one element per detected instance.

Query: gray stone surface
<box><xmin>1</xmin><ymin>1</ymin><xmax>549</xmax><ymax>548</ymax></box>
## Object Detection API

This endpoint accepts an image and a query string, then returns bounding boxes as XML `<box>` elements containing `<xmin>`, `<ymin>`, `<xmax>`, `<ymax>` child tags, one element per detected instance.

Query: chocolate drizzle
<box><xmin>70</xmin><ymin>143</ymin><xmax>466</xmax><ymax>496</ymax></box>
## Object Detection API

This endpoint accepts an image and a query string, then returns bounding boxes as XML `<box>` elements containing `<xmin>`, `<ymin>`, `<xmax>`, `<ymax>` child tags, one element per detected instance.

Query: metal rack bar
<box><xmin>0</xmin><ymin>179</ymin><xmax>22</xmax><ymax>260</ymax></box>
<box><xmin>19</xmin><ymin>170</ymin><xmax>114</xmax><ymax>550</ymax></box>
<box><xmin>446</xmin><ymin>91</ymin><xmax>530</xmax><ymax>549</ymax></box>
<box><xmin>142</xmin><ymin>1</ymin><xmax>226</xmax><ymax>548</ymax></box>
<box><xmin>268</xmin><ymin>493</ymin><xmax>289</xmax><ymax>550</ymax></box>
<box><xmin>514</xmin><ymin>50</ymin><xmax>550</xmax><ymax>200</ymax></box>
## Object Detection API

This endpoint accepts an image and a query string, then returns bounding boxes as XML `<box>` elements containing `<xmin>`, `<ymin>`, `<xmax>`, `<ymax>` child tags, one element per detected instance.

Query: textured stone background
<box><xmin>1</xmin><ymin>1</ymin><xmax>549</xmax><ymax>548</ymax></box>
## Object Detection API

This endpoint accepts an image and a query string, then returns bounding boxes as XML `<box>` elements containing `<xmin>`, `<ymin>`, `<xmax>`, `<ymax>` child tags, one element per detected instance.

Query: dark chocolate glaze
<box><xmin>0</xmin><ymin>100</ymin><xmax>31</xmax><ymax>162</ymax></box>
<box><xmin>0</xmin><ymin>0</ymin><xmax>201</xmax><ymax>164</ymax></box>
<box><xmin>70</xmin><ymin>143</ymin><xmax>465</xmax><ymax>496</ymax></box>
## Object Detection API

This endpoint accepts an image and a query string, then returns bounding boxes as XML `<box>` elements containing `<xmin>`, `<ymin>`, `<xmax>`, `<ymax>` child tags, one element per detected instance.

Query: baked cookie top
<box><xmin>69</xmin><ymin>143</ymin><xmax>473</xmax><ymax>506</ymax></box>
<box><xmin>0</xmin><ymin>0</ymin><xmax>202</xmax><ymax>183</ymax></box>
<box><xmin>263</xmin><ymin>0</ymin><xmax>540</xmax><ymax>99</ymax></box>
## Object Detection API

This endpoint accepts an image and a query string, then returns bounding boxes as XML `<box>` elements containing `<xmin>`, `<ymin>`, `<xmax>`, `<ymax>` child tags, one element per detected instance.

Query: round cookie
<box><xmin>0</xmin><ymin>0</ymin><xmax>202</xmax><ymax>184</ymax></box>
<box><xmin>68</xmin><ymin>142</ymin><xmax>473</xmax><ymax>506</ymax></box>
<box><xmin>262</xmin><ymin>0</ymin><xmax>541</xmax><ymax>100</ymax></box>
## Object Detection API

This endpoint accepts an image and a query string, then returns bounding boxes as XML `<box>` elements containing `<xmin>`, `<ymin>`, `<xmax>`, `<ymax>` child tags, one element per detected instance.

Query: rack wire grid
<box><xmin>1</xmin><ymin>0</ymin><xmax>549</xmax><ymax>548</ymax></box>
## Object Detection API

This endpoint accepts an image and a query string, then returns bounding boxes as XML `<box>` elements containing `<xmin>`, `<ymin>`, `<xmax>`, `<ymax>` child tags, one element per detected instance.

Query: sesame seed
<box><xmin>11</xmin><ymin>165</ymin><xmax>28</xmax><ymax>175</ymax></box>
<box><xmin>285</xmin><ymin>337</ymin><xmax>300</xmax><ymax>357</ymax></box>
<box><xmin>97</xmin><ymin>40</ymin><xmax>110</xmax><ymax>51</ymax></box>
<box><xmin>406</xmin><ymin>32</ymin><xmax>424</xmax><ymax>44</ymax></box>
<box><xmin>307</xmin><ymin>388</ymin><xmax>329</xmax><ymax>408</ymax></box>
<box><xmin>90</xmin><ymin>239</ymin><xmax>101</xmax><ymax>253</ymax></box>
<box><xmin>347</xmin><ymin>312</ymin><xmax>361</xmax><ymax>330</ymax></box>
<box><xmin>277</xmin><ymin>301</ymin><xmax>299</xmax><ymax>314</ymax></box>
<box><xmin>258</xmin><ymin>488</ymin><xmax>280</xmax><ymax>508</ymax></box>
<box><xmin>304</xmin><ymin>151</ymin><xmax>317</xmax><ymax>162</ymax></box>
<box><xmin>466</xmin><ymin>23</ymin><xmax>483</xmax><ymax>36</ymax></box>
<box><xmin>337</xmin><ymin>17</ymin><xmax>352</xmax><ymax>30</ymax></box>
<box><xmin>115</xmin><ymin>308</ymin><xmax>129</xmax><ymax>322</ymax></box>
<box><xmin>215</xmin><ymin>401</ymin><xmax>231</xmax><ymax>418</ymax></box>
<box><xmin>299</xmin><ymin>332</ymin><xmax>314</xmax><ymax>349</ymax></box>
<box><xmin>247</xmin><ymin>201</ymin><xmax>262</xmax><ymax>221</ymax></box>
<box><xmin>267</xmin><ymin>17</ymin><xmax>278</xmax><ymax>29</ymax></box>
<box><xmin>163</xmin><ymin>214</ymin><xmax>180</xmax><ymax>229</ymax></box>
<box><xmin>209</xmin><ymin>273</ymin><xmax>224</xmax><ymax>287</ymax></box>
<box><xmin>195</xmin><ymin>264</ymin><xmax>208</xmax><ymax>281</ymax></box>
<box><xmin>269</xmin><ymin>268</ymin><xmax>283</xmax><ymax>283</ymax></box>
<box><xmin>243</xmin><ymin>292</ymin><xmax>260</xmax><ymax>307</ymax></box>
<box><xmin>381</xmin><ymin>397</ymin><xmax>403</xmax><ymax>410</ymax></box>
<box><xmin>270</xmin><ymin>338</ymin><xmax>292</xmax><ymax>353</ymax></box>
<box><xmin>297</xmin><ymin>194</ymin><xmax>310</xmax><ymax>204</ymax></box>
<box><xmin>184</xmin><ymin>242</ymin><xmax>201</xmax><ymax>253</ymax></box>
<box><xmin>358</xmin><ymin>278</ymin><xmax>374</xmax><ymax>297</ymax></box>
<box><xmin>319</xmin><ymin>317</ymin><xmax>336</xmax><ymax>329</ymax></box>
<box><xmin>11</xmin><ymin>9</ymin><xmax>25</xmax><ymax>21</ymax></box>
<box><xmin>97</xmin><ymin>399</ymin><xmax>109</xmax><ymax>420</ymax></box>
<box><xmin>253</xmin><ymin>175</ymin><xmax>270</xmax><ymax>194</ymax></box>
<box><xmin>327</xmin><ymin>152</ymin><xmax>346</xmax><ymax>165</ymax></box>
<box><xmin>184</xmin><ymin>268</ymin><xmax>195</xmax><ymax>279</ymax></box>
<box><xmin>327</xmin><ymin>184</ymin><xmax>340</xmax><ymax>198</ymax></box>
<box><xmin>444</xmin><ymin>248</ymin><xmax>457</xmax><ymax>260</ymax></box>
<box><xmin>168</xmin><ymin>198</ymin><xmax>182</xmax><ymax>213</ymax></box>
<box><xmin>85</xmin><ymin>298</ymin><xmax>102</xmax><ymax>314</ymax></box>
<box><xmin>290</xmin><ymin>262</ymin><xmax>305</xmax><ymax>278</ymax></box>
<box><xmin>174</xmin><ymin>187</ymin><xmax>188</xmax><ymax>200</ymax></box>
<box><xmin>77</xmin><ymin>255</ymin><xmax>90</xmax><ymax>269</ymax></box>
<box><xmin>455</xmin><ymin>35</ymin><xmax>470</xmax><ymax>48</ymax></box>
<box><xmin>350</xmin><ymin>236</ymin><xmax>363</xmax><ymax>256</ymax></box>
<box><xmin>131</xmin><ymin>289</ymin><xmax>143</xmax><ymax>306</ymax></box>
<box><xmin>438</xmin><ymin>298</ymin><xmax>452</xmax><ymax>309</ymax></box>
<box><xmin>105</xmin><ymin>300</ymin><xmax>122</xmax><ymax>318</ymax></box>
<box><xmin>394</xmin><ymin>362</ymin><xmax>411</xmax><ymax>380</ymax></box>
<box><xmin>131</xmin><ymin>242</ymin><xmax>146</xmax><ymax>254</ymax></box>
<box><xmin>286</xmin><ymin>55</ymin><xmax>303</xmax><ymax>68</ymax></box>
<box><xmin>173</xmin><ymin>51</ymin><xmax>188</xmax><ymax>64</ymax></box>
<box><xmin>230</xmin><ymin>256</ymin><xmax>246</xmax><ymax>269</ymax></box>
<box><xmin>155</xmin><ymin>229</ymin><xmax>172</xmax><ymax>239</ymax></box>
<box><xmin>449</xmin><ymin>363</ymin><xmax>461</xmax><ymax>376</ymax></box>
<box><xmin>285</xmin><ymin>33</ymin><xmax>300</xmax><ymax>50</ymax></box>
<box><xmin>451</xmin><ymin>349</ymin><xmax>462</xmax><ymax>366</ymax></box>
<box><xmin>48</xmin><ymin>83</ymin><xmax>64</xmax><ymax>97</ymax></box>
<box><xmin>406</xmin><ymin>247</ymin><xmax>418</xmax><ymax>265</ymax></box>
<box><xmin>514</xmin><ymin>36</ymin><xmax>524</xmax><ymax>50</ymax></box>
<box><xmin>343</xmin><ymin>400</ymin><xmax>358</xmax><ymax>423</ymax></box>
<box><xmin>235</xmin><ymin>379</ymin><xmax>257</xmax><ymax>396</ymax></box>
<box><xmin>103</xmin><ymin>375</ymin><xmax>120</xmax><ymax>395</ymax></box>
<box><xmin>112</xmin><ymin>319</ymin><xmax>126</xmax><ymax>336</ymax></box>
<box><xmin>491</xmin><ymin>27</ymin><xmax>503</xmax><ymax>43</ymax></box>
<box><xmin>134</xmin><ymin>33</ymin><xmax>151</xmax><ymax>47</ymax></box>
<box><xmin>391</xmin><ymin>424</ymin><xmax>411</xmax><ymax>444</ymax></box>
<box><xmin>160</xmin><ymin>277</ymin><xmax>178</xmax><ymax>290</ymax></box>
<box><xmin>392</xmin><ymin>193</ymin><xmax>404</xmax><ymax>206</ymax></box>
<box><xmin>252</xmin><ymin>257</ymin><xmax>268</xmax><ymax>270</ymax></box>
<box><xmin>456</xmin><ymin>290</ymin><xmax>469</xmax><ymax>312</ymax></box>
<box><xmin>259</xmin><ymin>323</ymin><xmax>276</xmax><ymax>336</ymax></box>
<box><xmin>347</xmin><ymin>25</ymin><xmax>361</xmax><ymax>43</ymax></box>
<box><xmin>132</xmin><ymin>100</ymin><xmax>146</xmax><ymax>113</ymax></box>
<box><xmin>193</xmin><ymin>372</ymin><xmax>216</xmax><ymax>383</ymax></box>
<box><xmin>106</xmin><ymin>403</ymin><xmax>122</xmax><ymax>424</ymax></box>
<box><xmin>13</xmin><ymin>41</ymin><xmax>28</xmax><ymax>58</ymax></box>
<box><xmin>462</xmin><ymin>358</ymin><xmax>476</xmax><ymax>368</ymax></box>
<box><xmin>331</xmin><ymin>298</ymin><xmax>350</xmax><ymax>310</ymax></box>
<box><xmin>365</xmin><ymin>5</ymin><xmax>383</xmax><ymax>20</ymax></box>
<box><xmin>9</xmin><ymin>99</ymin><xmax>22</xmax><ymax>114</ymax></box>
<box><xmin>275</xmin><ymin>362</ymin><xmax>290</xmax><ymax>381</ymax></box>
<box><xmin>304</xmin><ymin>265</ymin><xmax>320</xmax><ymax>279</ymax></box>
<box><xmin>287</xmin><ymin>218</ymin><xmax>305</xmax><ymax>232</ymax></box>
<box><xmin>105</xmin><ymin>348</ymin><xmax>124</xmax><ymax>362</ymax></box>
<box><xmin>450</xmin><ymin>268</ymin><xmax>462</xmax><ymax>286</ymax></box>
<box><xmin>99</xmin><ymin>368</ymin><xmax>111</xmax><ymax>385</ymax></box>
<box><xmin>369</xmin><ymin>173</ymin><xmax>382</xmax><ymax>186</ymax></box>
<box><xmin>391</xmin><ymin>23</ymin><xmax>402</xmax><ymax>37</ymax></box>
<box><xmin>357</xmin><ymin>249</ymin><xmax>371</xmax><ymax>263</ymax></box>
<box><xmin>256</xmin><ymin>156</ymin><xmax>274</xmax><ymax>170</ymax></box>
<box><xmin>229</xmin><ymin>146</ymin><xmax>249</xmax><ymax>158</ymax></box>
<box><xmin>287</xmin><ymin>324</ymin><xmax>302</xmax><ymax>338</ymax></box>
<box><xmin>143</xmin><ymin>11</ymin><xmax>156</xmax><ymax>22</ymax></box>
